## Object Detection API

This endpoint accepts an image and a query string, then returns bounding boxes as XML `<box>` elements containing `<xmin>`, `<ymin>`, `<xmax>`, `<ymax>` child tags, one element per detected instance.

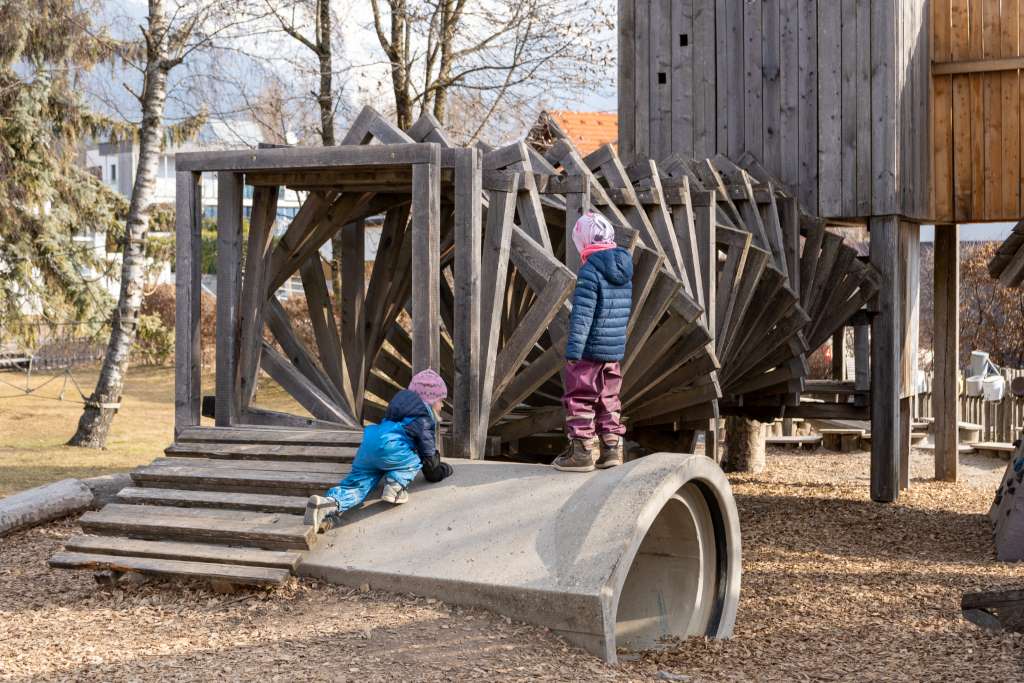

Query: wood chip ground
<box><xmin>1</xmin><ymin>447</ymin><xmax>1022</xmax><ymax>681</ymax></box>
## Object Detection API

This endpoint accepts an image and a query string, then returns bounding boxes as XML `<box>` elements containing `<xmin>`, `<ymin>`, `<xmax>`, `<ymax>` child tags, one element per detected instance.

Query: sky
<box><xmin>920</xmin><ymin>223</ymin><xmax>1015</xmax><ymax>242</ymax></box>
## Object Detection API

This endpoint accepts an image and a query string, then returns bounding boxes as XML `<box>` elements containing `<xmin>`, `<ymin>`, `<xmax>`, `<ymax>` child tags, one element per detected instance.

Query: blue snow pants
<box><xmin>324</xmin><ymin>419</ymin><xmax>422</xmax><ymax>513</ymax></box>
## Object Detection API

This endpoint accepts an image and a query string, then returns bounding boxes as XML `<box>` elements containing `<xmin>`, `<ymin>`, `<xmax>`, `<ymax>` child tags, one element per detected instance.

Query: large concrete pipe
<box><xmin>299</xmin><ymin>453</ymin><xmax>742</xmax><ymax>662</ymax></box>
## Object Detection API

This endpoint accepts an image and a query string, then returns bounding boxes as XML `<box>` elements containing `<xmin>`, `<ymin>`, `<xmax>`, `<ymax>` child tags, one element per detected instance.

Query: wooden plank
<box><xmin>175</xmin><ymin>143</ymin><xmax>435</xmax><ymax>172</ymax></box>
<box><xmin>721</xmin><ymin>0</ymin><xmax>744</xmax><ymax>156</ymax></box>
<box><xmin>259</xmin><ymin>342</ymin><xmax>354</xmax><ymax>425</ymax></box>
<box><xmin>762</xmin><ymin>0</ymin><xmax>782</xmax><ymax>176</ymax></box>
<box><xmin>969</xmin><ymin>0</ymin><xmax>985</xmax><ymax>220</ymax></box>
<box><xmin>164</xmin><ymin>441</ymin><xmax>356</xmax><ymax>461</ymax></box>
<box><xmin>79</xmin><ymin>504</ymin><xmax>314</xmax><ymax>550</ymax></box>
<box><xmin>779</xmin><ymin>0</ymin><xmax>800</xmax><ymax>189</ymax></box>
<box><xmin>951</xmin><ymin>0</ymin><xmax>972</xmax><ymax>220</ymax></box>
<box><xmin>299</xmin><ymin>254</ymin><xmax>354</xmax><ymax>412</ymax></box>
<box><xmin>651</xmin><ymin>0</ymin><xmax>673</xmax><ymax>158</ymax></box>
<box><xmin>797</xmin><ymin>0</ymin><xmax>818</xmax><ymax>212</ymax></box>
<box><xmin>116</xmin><ymin>488</ymin><xmax>308</xmax><ymax>515</ymax></box>
<box><xmin>619</xmin><ymin>0</ymin><xmax>636</xmax><ymax>163</ymax></box>
<box><xmin>49</xmin><ymin>552</ymin><xmax>292</xmax><ymax>586</ymax></box>
<box><xmin>933</xmin><ymin>0</ymin><xmax>954</xmax><ymax>221</ymax></box>
<box><xmin>263</xmin><ymin>297</ymin><xmax>347</xmax><ymax>410</ymax></box>
<box><xmin>817</xmin><ymin>0</ymin><xmax>842</xmax><ymax>217</ymax></box>
<box><xmin>933</xmin><ymin>55</ymin><xmax>1024</xmax><ymax>74</ymax></box>
<box><xmin>411</xmin><ymin>162</ymin><xmax>441</xmax><ymax>372</ymax></box>
<box><xmin>869</xmin><ymin>215</ymin><xmax>900</xmax><ymax>502</ymax></box>
<box><xmin>693</xmin><ymin>0</ymin><xmax>717</xmax><ymax>158</ymax></box>
<box><xmin>743</xmin><ymin>0</ymin><xmax>764</xmax><ymax>160</ymax></box>
<box><xmin>215</xmin><ymin>172</ymin><xmax>244</xmax><ymax>426</ymax></box>
<box><xmin>340</xmin><ymin>220</ymin><xmax>366</xmax><ymax>410</ymax></box>
<box><xmin>934</xmin><ymin>224</ymin><xmax>960</xmax><ymax>481</ymax></box>
<box><xmin>871</xmin><ymin>0</ymin><xmax>899</xmax><ymax>214</ymax></box>
<box><xmin>150</xmin><ymin>457</ymin><xmax>349</xmax><ymax>474</ymax></box>
<box><xmin>452</xmin><ymin>149</ymin><xmax>482</xmax><ymax>458</ymax></box>
<box><xmin>131</xmin><ymin>465</ymin><xmax>346</xmax><ymax>497</ymax></box>
<box><xmin>64</xmin><ymin>534</ymin><xmax>301</xmax><ymax>570</ymax></box>
<box><xmin>174</xmin><ymin>171</ymin><xmax>202</xmax><ymax>435</ymax></box>
<box><xmin>671</xmin><ymin>0</ymin><xmax>695</xmax><ymax>157</ymax></box>
<box><xmin>175</xmin><ymin>426</ymin><xmax>361</xmax><ymax>445</ymax></box>
<box><xmin>1001</xmin><ymin>0</ymin><xmax>1020</xmax><ymax>219</ymax></box>
<box><xmin>983</xmin><ymin>0</ymin><xmax>1002</xmax><ymax>218</ymax></box>
<box><xmin>237</xmin><ymin>187</ymin><xmax>279</xmax><ymax>408</ymax></box>
<box><xmin>840</xmin><ymin>0</ymin><xmax>857</xmax><ymax>217</ymax></box>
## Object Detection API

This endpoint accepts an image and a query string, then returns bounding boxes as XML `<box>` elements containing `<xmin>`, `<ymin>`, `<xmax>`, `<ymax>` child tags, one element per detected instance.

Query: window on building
<box><xmin>110</xmin><ymin>164</ymin><xmax>117</xmax><ymax>182</ymax></box>
<box><xmin>204</xmin><ymin>206</ymin><xmax>216</xmax><ymax>219</ymax></box>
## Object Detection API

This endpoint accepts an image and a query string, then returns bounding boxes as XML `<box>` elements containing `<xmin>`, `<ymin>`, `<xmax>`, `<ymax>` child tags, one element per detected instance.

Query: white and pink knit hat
<box><xmin>408</xmin><ymin>369</ymin><xmax>448</xmax><ymax>404</ymax></box>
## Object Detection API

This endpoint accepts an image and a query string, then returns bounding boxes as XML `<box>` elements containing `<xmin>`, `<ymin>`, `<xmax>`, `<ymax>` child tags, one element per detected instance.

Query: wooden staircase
<box><xmin>49</xmin><ymin>427</ymin><xmax>360</xmax><ymax>588</ymax></box>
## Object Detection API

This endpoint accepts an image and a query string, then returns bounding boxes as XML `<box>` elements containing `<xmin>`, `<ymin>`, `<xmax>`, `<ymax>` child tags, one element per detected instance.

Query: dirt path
<box><xmin>1</xmin><ymin>448</ymin><xmax>1022</xmax><ymax>681</ymax></box>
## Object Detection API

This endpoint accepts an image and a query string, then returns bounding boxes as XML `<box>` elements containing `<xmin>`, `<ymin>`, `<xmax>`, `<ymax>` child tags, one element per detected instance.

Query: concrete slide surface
<box><xmin>299</xmin><ymin>452</ymin><xmax>742</xmax><ymax>662</ymax></box>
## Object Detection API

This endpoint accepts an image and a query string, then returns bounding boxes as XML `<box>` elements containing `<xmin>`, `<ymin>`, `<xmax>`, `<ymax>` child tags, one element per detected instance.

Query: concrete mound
<box><xmin>299</xmin><ymin>452</ymin><xmax>741</xmax><ymax>662</ymax></box>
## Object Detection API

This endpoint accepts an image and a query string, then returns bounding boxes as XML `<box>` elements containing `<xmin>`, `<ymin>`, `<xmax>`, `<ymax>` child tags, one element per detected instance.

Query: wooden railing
<box><xmin>915</xmin><ymin>368</ymin><xmax>1024</xmax><ymax>443</ymax></box>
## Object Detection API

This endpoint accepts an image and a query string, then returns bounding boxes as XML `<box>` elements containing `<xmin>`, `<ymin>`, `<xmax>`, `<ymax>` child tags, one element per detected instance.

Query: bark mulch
<box><xmin>0</xmin><ymin>447</ymin><xmax>1021</xmax><ymax>682</ymax></box>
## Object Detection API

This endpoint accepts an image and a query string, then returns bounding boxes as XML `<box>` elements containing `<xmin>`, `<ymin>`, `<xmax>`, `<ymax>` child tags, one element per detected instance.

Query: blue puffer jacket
<box><xmin>383</xmin><ymin>389</ymin><xmax>437</xmax><ymax>462</ymax></box>
<box><xmin>565</xmin><ymin>247</ymin><xmax>633</xmax><ymax>361</ymax></box>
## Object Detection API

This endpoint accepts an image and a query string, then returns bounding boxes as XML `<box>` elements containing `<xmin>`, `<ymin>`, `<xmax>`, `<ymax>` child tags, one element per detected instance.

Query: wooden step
<box><xmin>117</xmin><ymin>487</ymin><xmax>308</xmax><ymax>514</ymax></box>
<box><xmin>64</xmin><ymin>534</ymin><xmax>302</xmax><ymax>570</ymax></box>
<box><xmin>176</xmin><ymin>426</ymin><xmax>362</xmax><ymax>446</ymax></box>
<box><xmin>766</xmin><ymin>435</ymin><xmax>822</xmax><ymax>449</ymax></box>
<box><xmin>80</xmin><ymin>504</ymin><xmax>314</xmax><ymax>550</ymax></box>
<box><xmin>165</xmin><ymin>441</ymin><xmax>357</xmax><ymax>462</ymax></box>
<box><xmin>131</xmin><ymin>463</ymin><xmax>345</xmax><ymax>497</ymax></box>
<box><xmin>152</xmin><ymin>457</ymin><xmax>350</xmax><ymax>475</ymax></box>
<box><xmin>49</xmin><ymin>551</ymin><xmax>291</xmax><ymax>586</ymax></box>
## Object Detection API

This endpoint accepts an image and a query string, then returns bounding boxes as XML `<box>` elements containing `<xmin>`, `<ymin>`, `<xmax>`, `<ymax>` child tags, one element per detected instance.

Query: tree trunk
<box><xmin>721</xmin><ymin>416</ymin><xmax>765</xmax><ymax>473</ymax></box>
<box><xmin>69</xmin><ymin>1</ymin><xmax>168</xmax><ymax>448</ymax></box>
<box><xmin>432</xmin><ymin>0</ymin><xmax>456</xmax><ymax>123</ymax></box>
<box><xmin>314</xmin><ymin>0</ymin><xmax>345</xmax><ymax>304</ymax></box>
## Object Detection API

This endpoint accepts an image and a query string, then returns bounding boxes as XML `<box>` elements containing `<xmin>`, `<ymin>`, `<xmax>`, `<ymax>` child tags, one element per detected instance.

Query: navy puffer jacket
<box><xmin>383</xmin><ymin>389</ymin><xmax>450</xmax><ymax>481</ymax></box>
<box><xmin>565</xmin><ymin>247</ymin><xmax>633</xmax><ymax>361</ymax></box>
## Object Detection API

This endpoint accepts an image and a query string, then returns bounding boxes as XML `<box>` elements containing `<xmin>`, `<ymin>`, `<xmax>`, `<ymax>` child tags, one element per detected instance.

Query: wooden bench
<box><xmin>973</xmin><ymin>442</ymin><xmax>1018</xmax><ymax>459</ymax></box>
<box><xmin>819</xmin><ymin>428</ymin><xmax>864</xmax><ymax>452</ymax></box>
<box><xmin>765</xmin><ymin>435</ymin><xmax>821</xmax><ymax>450</ymax></box>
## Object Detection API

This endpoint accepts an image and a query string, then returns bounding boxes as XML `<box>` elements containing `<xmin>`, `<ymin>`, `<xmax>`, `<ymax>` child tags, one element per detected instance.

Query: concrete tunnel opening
<box><xmin>614</xmin><ymin>480</ymin><xmax>727</xmax><ymax>650</ymax></box>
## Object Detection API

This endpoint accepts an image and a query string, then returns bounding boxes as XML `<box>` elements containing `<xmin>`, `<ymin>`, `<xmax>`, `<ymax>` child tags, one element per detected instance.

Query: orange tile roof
<box><xmin>545</xmin><ymin>110</ymin><xmax>619</xmax><ymax>156</ymax></box>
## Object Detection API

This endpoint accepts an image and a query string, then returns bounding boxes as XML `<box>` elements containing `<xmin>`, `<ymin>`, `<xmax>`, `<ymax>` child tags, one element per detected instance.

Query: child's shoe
<box><xmin>319</xmin><ymin>512</ymin><xmax>344</xmax><ymax>533</ymax></box>
<box><xmin>381</xmin><ymin>480</ymin><xmax>409</xmax><ymax>505</ymax></box>
<box><xmin>304</xmin><ymin>495</ymin><xmax>337</xmax><ymax>528</ymax></box>
<box><xmin>552</xmin><ymin>437</ymin><xmax>599</xmax><ymax>472</ymax></box>
<box><xmin>596</xmin><ymin>436</ymin><xmax>624</xmax><ymax>469</ymax></box>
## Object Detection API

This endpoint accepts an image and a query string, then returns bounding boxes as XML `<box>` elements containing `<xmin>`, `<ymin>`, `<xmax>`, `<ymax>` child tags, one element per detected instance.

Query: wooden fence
<box><xmin>915</xmin><ymin>367</ymin><xmax>1024</xmax><ymax>443</ymax></box>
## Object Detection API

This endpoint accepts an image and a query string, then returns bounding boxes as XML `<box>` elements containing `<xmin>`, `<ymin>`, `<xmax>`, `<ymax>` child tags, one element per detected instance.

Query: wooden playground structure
<box><xmin>46</xmin><ymin>0</ymin><xmax>1024</xmax><ymax>595</ymax></box>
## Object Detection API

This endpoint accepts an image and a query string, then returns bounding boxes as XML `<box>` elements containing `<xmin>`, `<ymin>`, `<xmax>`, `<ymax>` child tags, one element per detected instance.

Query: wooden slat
<box><xmin>49</xmin><ymin>551</ymin><xmax>292</xmax><ymax>586</ymax></box>
<box><xmin>215</xmin><ymin>172</ymin><xmax>244</xmax><ymax>426</ymax></box>
<box><xmin>165</xmin><ymin>441</ymin><xmax>357</xmax><ymax>461</ymax></box>
<box><xmin>452</xmin><ymin>148</ymin><xmax>482</xmax><ymax>458</ymax></box>
<box><xmin>618</xmin><ymin>0</ymin><xmax>636</xmax><ymax>161</ymax></box>
<box><xmin>174</xmin><ymin>426</ymin><xmax>361</xmax><ymax>446</ymax></box>
<box><xmin>340</xmin><ymin>220</ymin><xmax>366</xmax><ymax>410</ymax></box>
<box><xmin>151</xmin><ymin>457</ymin><xmax>349</xmax><ymax>474</ymax></box>
<box><xmin>116</xmin><ymin>487</ymin><xmax>308</xmax><ymax>515</ymax></box>
<box><xmin>411</xmin><ymin>162</ymin><xmax>441</xmax><ymax>372</ymax></box>
<box><xmin>238</xmin><ymin>186</ymin><xmax>279</xmax><ymax>408</ymax></box>
<box><xmin>299</xmin><ymin>254</ymin><xmax>354</xmax><ymax>412</ymax></box>
<box><xmin>174</xmin><ymin>171</ymin><xmax>203</xmax><ymax>435</ymax></box>
<box><xmin>259</xmin><ymin>342</ymin><xmax>354</xmax><ymax>425</ymax></box>
<box><xmin>817</xmin><ymin>0</ymin><xmax>841</xmax><ymax>217</ymax></box>
<box><xmin>79</xmin><ymin>504</ymin><xmax>314</xmax><ymax>551</ymax></box>
<box><xmin>64</xmin><ymin>534</ymin><xmax>301</xmax><ymax>570</ymax></box>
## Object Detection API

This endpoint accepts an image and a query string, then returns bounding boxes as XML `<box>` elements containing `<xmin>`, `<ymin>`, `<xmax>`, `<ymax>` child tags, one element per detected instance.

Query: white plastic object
<box><xmin>966</xmin><ymin>375</ymin><xmax>985</xmax><ymax>397</ymax></box>
<box><xmin>983</xmin><ymin>375</ymin><xmax>1006</xmax><ymax>401</ymax></box>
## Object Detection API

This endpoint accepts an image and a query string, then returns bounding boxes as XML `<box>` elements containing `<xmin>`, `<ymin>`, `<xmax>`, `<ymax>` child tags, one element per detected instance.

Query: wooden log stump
<box><xmin>721</xmin><ymin>417</ymin><xmax>765</xmax><ymax>473</ymax></box>
<box><xmin>0</xmin><ymin>478</ymin><xmax>94</xmax><ymax>537</ymax></box>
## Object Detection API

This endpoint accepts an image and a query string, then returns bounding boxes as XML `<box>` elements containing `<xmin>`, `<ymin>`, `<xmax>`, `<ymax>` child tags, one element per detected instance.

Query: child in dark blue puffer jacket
<box><xmin>304</xmin><ymin>369</ymin><xmax>453</xmax><ymax>532</ymax></box>
<box><xmin>553</xmin><ymin>211</ymin><xmax>633</xmax><ymax>473</ymax></box>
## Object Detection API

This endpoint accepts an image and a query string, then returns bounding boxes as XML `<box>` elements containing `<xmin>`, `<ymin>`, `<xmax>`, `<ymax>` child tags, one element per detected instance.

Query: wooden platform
<box><xmin>765</xmin><ymin>435</ymin><xmax>821</xmax><ymax>450</ymax></box>
<box><xmin>973</xmin><ymin>442</ymin><xmax>1017</xmax><ymax>459</ymax></box>
<box><xmin>49</xmin><ymin>427</ymin><xmax>360</xmax><ymax>587</ymax></box>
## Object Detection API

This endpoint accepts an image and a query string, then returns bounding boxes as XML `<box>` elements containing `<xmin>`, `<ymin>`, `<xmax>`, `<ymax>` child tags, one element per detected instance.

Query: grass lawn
<box><xmin>0</xmin><ymin>365</ymin><xmax>180</xmax><ymax>497</ymax></box>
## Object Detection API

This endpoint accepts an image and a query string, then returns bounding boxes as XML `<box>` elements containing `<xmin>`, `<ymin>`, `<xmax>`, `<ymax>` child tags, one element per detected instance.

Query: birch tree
<box><xmin>69</xmin><ymin>0</ymin><xmax>246</xmax><ymax>448</ymax></box>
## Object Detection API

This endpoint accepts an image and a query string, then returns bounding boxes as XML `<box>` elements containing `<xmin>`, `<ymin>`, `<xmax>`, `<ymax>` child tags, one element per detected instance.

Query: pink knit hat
<box><xmin>408</xmin><ymin>369</ymin><xmax>448</xmax><ymax>404</ymax></box>
<box><xmin>571</xmin><ymin>211</ymin><xmax>616</xmax><ymax>256</ymax></box>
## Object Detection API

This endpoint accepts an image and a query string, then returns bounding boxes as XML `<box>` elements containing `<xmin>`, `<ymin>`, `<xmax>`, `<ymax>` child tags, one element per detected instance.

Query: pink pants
<box><xmin>562</xmin><ymin>359</ymin><xmax>627</xmax><ymax>441</ymax></box>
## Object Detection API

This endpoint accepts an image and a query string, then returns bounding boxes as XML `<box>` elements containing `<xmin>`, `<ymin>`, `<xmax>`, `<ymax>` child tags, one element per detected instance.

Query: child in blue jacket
<box><xmin>304</xmin><ymin>369</ymin><xmax>453</xmax><ymax>532</ymax></box>
<box><xmin>553</xmin><ymin>211</ymin><xmax>633</xmax><ymax>473</ymax></box>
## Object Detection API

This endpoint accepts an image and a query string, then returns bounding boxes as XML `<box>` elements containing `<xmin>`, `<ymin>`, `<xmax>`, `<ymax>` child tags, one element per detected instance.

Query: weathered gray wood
<box><xmin>340</xmin><ymin>220</ymin><xmax>366</xmax><ymax>411</ymax></box>
<box><xmin>151</xmin><ymin>456</ymin><xmax>348</xmax><ymax>474</ymax></box>
<box><xmin>175</xmin><ymin>142</ymin><xmax>435</xmax><ymax>172</ymax></box>
<box><xmin>742</xmin><ymin>0</ymin><xmax>763</xmax><ymax>159</ymax></box>
<box><xmin>174</xmin><ymin>171</ymin><xmax>202</xmax><ymax>435</ymax></box>
<box><xmin>175</xmin><ymin>425</ymin><xmax>361</xmax><ymax>445</ymax></box>
<box><xmin>870</xmin><ymin>215</ymin><xmax>900</xmax><ymax>502</ymax></box>
<box><xmin>0</xmin><ymin>478</ymin><xmax>94</xmax><ymax>537</ymax></box>
<box><xmin>670</xmin><ymin>0</ymin><xmax>694</xmax><ymax>157</ymax></box>
<box><xmin>49</xmin><ymin>551</ymin><xmax>293</xmax><ymax>586</ymax></box>
<box><xmin>116</xmin><ymin>487</ymin><xmax>308</xmax><ymax>515</ymax></box>
<box><xmin>299</xmin><ymin>254</ymin><xmax>354</xmax><ymax>412</ymax></box>
<box><xmin>934</xmin><ymin>224</ymin><xmax>959</xmax><ymax>481</ymax></box>
<box><xmin>79</xmin><ymin>504</ymin><xmax>315</xmax><ymax>550</ymax></box>
<box><xmin>618</xmin><ymin>0</ymin><xmax>636</xmax><ymax>161</ymax></box>
<box><xmin>453</xmin><ymin>148</ymin><xmax>482</xmax><ymax>458</ymax></box>
<box><xmin>778</xmin><ymin>0</ymin><xmax>799</xmax><ymax>190</ymax></box>
<box><xmin>237</xmin><ymin>186</ymin><xmax>280</xmax><ymax>408</ymax></box>
<box><xmin>131</xmin><ymin>463</ymin><xmax>346</xmax><ymax>497</ymax></box>
<box><xmin>215</xmin><ymin>172</ymin><xmax>244</xmax><ymax>426</ymax></box>
<box><xmin>164</xmin><ymin>441</ymin><xmax>356</xmax><ymax>461</ymax></box>
<box><xmin>259</xmin><ymin>342</ymin><xmax>354</xmax><ymax>425</ymax></box>
<box><xmin>633</xmin><ymin>0</ymin><xmax>651</xmax><ymax>158</ymax></box>
<box><xmin>264</xmin><ymin>297</ymin><xmax>348</xmax><ymax>409</ymax></box>
<box><xmin>64</xmin><ymin>534</ymin><xmax>302</xmax><ymax>570</ymax></box>
<box><xmin>762</xmin><ymin>0</ymin><xmax>781</xmax><ymax>178</ymax></box>
<box><xmin>411</xmin><ymin>162</ymin><xmax>441</xmax><ymax>372</ymax></box>
<box><xmin>871</xmin><ymin>0</ymin><xmax>898</xmax><ymax>214</ymax></box>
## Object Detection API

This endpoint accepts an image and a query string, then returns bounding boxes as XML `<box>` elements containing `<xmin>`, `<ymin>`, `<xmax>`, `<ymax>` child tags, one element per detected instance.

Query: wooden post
<box><xmin>411</xmin><ymin>160</ymin><xmax>441</xmax><ymax>373</ymax></box>
<box><xmin>174</xmin><ymin>171</ymin><xmax>202</xmax><ymax>436</ymax></box>
<box><xmin>215</xmin><ymin>172</ymin><xmax>244</xmax><ymax>427</ymax></box>
<box><xmin>934</xmin><ymin>224</ymin><xmax>959</xmax><ymax>481</ymax></box>
<box><xmin>340</xmin><ymin>220</ymin><xmax>366</xmax><ymax>412</ymax></box>
<box><xmin>899</xmin><ymin>395</ymin><xmax>911</xmax><ymax>490</ymax></box>
<box><xmin>453</xmin><ymin>149</ymin><xmax>482</xmax><ymax>459</ymax></box>
<box><xmin>564</xmin><ymin>177</ymin><xmax>591</xmax><ymax>271</ymax></box>
<box><xmin>832</xmin><ymin>329</ymin><xmax>845</xmax><ymax>380</ymax></box>
<box><xmin>693</xmin><ymin>190</ymin><xmax>717</xmax><ymax>335</ymax></box>
<box><xmin>869</xmin><ymin>215</ymin><xmax>900</xmax><ymax>502</ymax></box>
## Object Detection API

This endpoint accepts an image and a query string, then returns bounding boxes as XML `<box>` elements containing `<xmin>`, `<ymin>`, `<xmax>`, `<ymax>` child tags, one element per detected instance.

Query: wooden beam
<box><xmin>215</xmin><ymin>172</ymin><xmax>244</xmax><ymax>426</ymax></box>
<box><xmin>237</xmin><ymin>187</ymin><xmax>279</xmax><ymax>409</ymax></box>
<box><xmin>452</xmin><ymin>149</ymin><xmax>482</xmax><ymax>459</ymax></box>
<box><xmin>932</xmin><ymin>55</ymin><xmax>1024</xmax><ymax>75</ymax></box>
<box><xmin>869</xmin><ymin>215</ymin><xmax>900</xmax><ymax>502</ymax></box>
<box><xmin>174</xmin><ymin>171</ymin><xmax>202</xmax><ymax>435</ymax></box>
<box><xmin>411</xmin><ymin>162</ymin><xmax>441</xmax><ymax>372</ymax></box>
<box><xmin>934</xmin><ymin>224</ymin><xmax>959</xmax><ymax>481</ymax></box>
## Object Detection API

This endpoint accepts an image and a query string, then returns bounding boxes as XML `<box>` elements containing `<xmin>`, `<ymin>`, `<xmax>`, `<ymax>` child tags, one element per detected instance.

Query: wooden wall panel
<box><xmin>619</xmin><ymin>0</ymin><xmax>932</xmax><ymax>221</ymax></box>
<box><xmin>932</xmin><ymin>0</ymin><xmax>1024</xmax><ymax>223</ymax></box>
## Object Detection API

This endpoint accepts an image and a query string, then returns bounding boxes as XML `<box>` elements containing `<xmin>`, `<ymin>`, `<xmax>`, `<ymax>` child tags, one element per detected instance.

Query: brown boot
<box><xmin>552</xmin><ymin>437</ymin><xmax>599</xmax><ymax>472</ymax></box>
<box><xmin>596</xmin><ymin>436</ymin><xmax>624</xmax><ymax>469</ymax></box>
